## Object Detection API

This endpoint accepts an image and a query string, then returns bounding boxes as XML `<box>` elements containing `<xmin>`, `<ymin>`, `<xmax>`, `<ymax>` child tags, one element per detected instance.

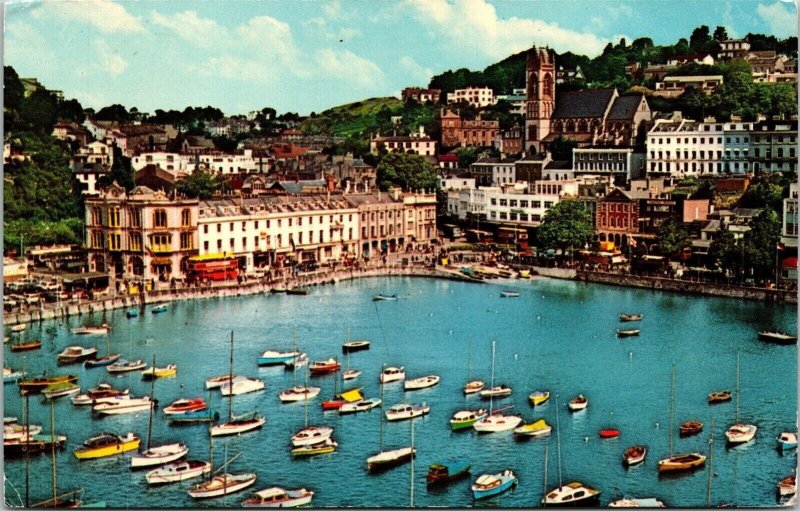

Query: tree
<box><xmin>743</xmin><ymin>208</ymin><xmax>781</xmax><ymax>281</ymax></box>
<box><xmin>18</xmin><ymin>89</ymin><xmax>59</xmax><ymax>133</ymax></box>
<box><xmin>535</xmin><ymin>199</ymin><xmax>593</xmax><ymax>252</ymax></box>
<box><xmin>738</xmin><ymin>181</ymin><xmax>784</xmax><ymax>212</ymax></box>
<box><xmin>175</xmin><ymin>171</ymin><xmax>224</xmax><ymax>199</ymax></box>
<box><xmin>96</xmin><ymin>147</ymin><xmax>135</xmax><ymax>192</ymax></box>
<box><xmin>689</xmin><ymin>25</ymin><xmax>711</xmax><ymax>52</ymax></box>
<box><xmin>713</xmin><ymin>26</ymin><xmax>728</xmax><ymax>42</ymax></box>
<box><xmin>376</xmin><ymin>153</ymin><xmax>438</xmax><ymax>192</ymax></box>
<box><xmin>95</xmin><ymin>104</ymin><xmax>132</xmax><ymax>123</ymax></box>
<box><xmin>548</xmin><ymin>136</ymin><xmax>577</xmax><ymax>161</ymax></box>
<box><xmin>655</xmin><ymin>218</ymin><xmax>690</xmax><ymax>259</ymax></box>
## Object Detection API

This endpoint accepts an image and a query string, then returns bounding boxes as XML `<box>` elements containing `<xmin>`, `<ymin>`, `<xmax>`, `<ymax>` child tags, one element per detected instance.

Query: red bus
<box><xmin>186</xmin><ymin>253</ymin><xmax>239</xmax><ymax>283</ymax></box>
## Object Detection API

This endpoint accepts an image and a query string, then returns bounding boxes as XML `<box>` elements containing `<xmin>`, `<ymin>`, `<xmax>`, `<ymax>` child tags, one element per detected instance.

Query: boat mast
<box><xmin>668</xmin><ymin>363</ymin><xmax>676</xmax><ymax>456</ymax></box>
<box><xmin>379</xmin><ymin>367</ymin><xmax>385</xmax><ymax>453</ymax></box>
<box><xmin>410</xmin><ymin>419</ymin><xmax>415</xmax><ymax>508</ymax></box>
<box><xmin>24</xmin><ymin>357</ymin><xmax>29</xmax><ymax>508</ymax></box>
<box><xmin>466</xmin><ymin>337</ymin><xmax>471</xmax><ymax>383</ymax></box>
<box><xmin>303</xmin><ymin>367</ymin><xmax>309</xmax><ymax>428</ymax></box>
<box><xmin>292</xmin><ymin>329</ymin><xmax>298</xmax><ymax>388</ymax></box>
<box><xmin>489</xmin><ymin>340</ymin><xmax>495</xmax><ymax>415</ymax></box>
<box><xmin>706</xmin><ymin>417</ymin><xmax>714</xmax><ymax>506</ymax></box>
<box><xmin>228</xmin><ymin>331</ymin><xmax>234</xmax><ymax>421</ymax></box>
<box><xmin>735</xmin><ymin>352</ymin><xmax>740</xmax><ymax>424</ymax></box>
<box><xmin>555</xmin><ymin>394</ymin><xmax>562</xmax><ymax>489</ymax></box>
<box><xmin>207</xmin><ymin>416</ymin><xmax>214</xmax><ymax>480</ymax></box>
<box><xmin>146</xmin><ymin>354</ymin><xmax>156</xmax><ymax>450</ymax></box>
<box><xmin>50</xmin><ymin>400</ymin><xmax>57</xmax><ymax>506</ymax></box>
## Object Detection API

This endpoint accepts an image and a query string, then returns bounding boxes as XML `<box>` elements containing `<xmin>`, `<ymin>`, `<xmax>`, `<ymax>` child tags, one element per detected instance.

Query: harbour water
<box><xmin>3</xmin><ymin>276</ymin><xmax>797</xmax><ymax>508</ymax></box>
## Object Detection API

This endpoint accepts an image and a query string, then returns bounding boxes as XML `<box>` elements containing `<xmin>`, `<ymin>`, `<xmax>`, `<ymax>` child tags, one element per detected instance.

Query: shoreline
<box><xmin>6</xmin><ymin>263</ymin><xmax>795</xmax><ymax>327</ymax></box>
<box><xmin>4</xmin><ymin>264</ymin><xmax>479</xmax><ymax>326</ymax></box>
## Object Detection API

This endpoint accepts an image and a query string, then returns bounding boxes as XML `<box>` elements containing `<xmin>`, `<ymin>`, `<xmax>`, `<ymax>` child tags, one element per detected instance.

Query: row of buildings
<box><xmin>83</xmin><ymin>184</ymin><xmax>436</xmax><ymax>282</ymax></box>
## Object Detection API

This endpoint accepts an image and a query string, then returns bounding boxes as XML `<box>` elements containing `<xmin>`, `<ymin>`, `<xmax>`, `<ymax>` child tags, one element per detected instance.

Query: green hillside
<box><xmin>300</xmin><ymin>97</ymin><xmax>404</xmax><ymax>138</ymax></box>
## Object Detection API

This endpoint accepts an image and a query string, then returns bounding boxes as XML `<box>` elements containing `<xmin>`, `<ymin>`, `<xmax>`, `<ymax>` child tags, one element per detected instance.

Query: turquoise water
<box><xmin>3</xmin><ymin>276</ymin><xmax>797</xmax><ymax>508</ymax></box>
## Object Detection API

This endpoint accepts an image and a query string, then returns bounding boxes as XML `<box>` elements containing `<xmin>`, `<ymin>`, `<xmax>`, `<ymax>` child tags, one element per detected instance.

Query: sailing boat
<box><xmin>473</xmin><ymin>341</ymin><xmax>521</xmax><ymax>433</ymax></box>
<box><xmin>211</xmin><ymin>332</ymin><xmax>266</xmax><ymax>437</ymax></box>
<box><xmin>291</xmin><ymin>369</ymin><xmax>335</xmax><ymax>456</ymax></box>
<box><xmin>463</xmin><ymin>338</ymin><xmax>485</xmax><ymax>395</ymax></box>
<box><xmin>187</xmin><ymin>439</ymin><xmax>256</xmax><ymax>498</ymax></box>
<box><xmin>83</xmin><ymin>329</ymin><xmax>120</xmax><ymax>368</ymax></box>
<box><xmin>658</xmin><ymin>364</ymin><xmax>707</xmax><ymax>472</ymax></box>
<box><xmin>31</xmin><ymin>401</ymin><xmax>82</xmax><ymax>508</ymax></box>
<box><xmin>279</xmin><ymin>336</ymin><xmax>321</xmax><ymax>402</ymax></box>
<box><xmin>366</xmin><ymin>375</ymin><xmax>415</xmax><ymax>471</ymax></box>
<box><xmin>724</xmin><ymin>353</ymin><xmax>757</xmax><ymax>445</ymax></box>
<box><xmin>343</xmin><ymin>346</ymin><xmax>361</xmax><ymax>381</ymax></box>
<box><xmin>541</xmin><ymin>395</ymin><xmax>601</xmax><ymax>506</ymax></box>
<box><xmin>130</xmin><ymin>355</ymin><xmax>188</xmax><ymax>468</ymax></box>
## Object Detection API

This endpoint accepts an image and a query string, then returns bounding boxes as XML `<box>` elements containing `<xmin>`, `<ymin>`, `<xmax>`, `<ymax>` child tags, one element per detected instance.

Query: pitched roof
<box><xmin>552</xmin><ymin>89</ymin><xmax>616</xmax><ymax>119</ymax></box>
<box><xmin>607</xmin><ymin>95</ymin><xmax>645</xmax><ymax>121</ymax></box>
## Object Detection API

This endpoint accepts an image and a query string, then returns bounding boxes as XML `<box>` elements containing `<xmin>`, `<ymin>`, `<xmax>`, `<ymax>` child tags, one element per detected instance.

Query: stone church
<box><xmin>524</xmin><ymin>47</ymin><xmax>652</xmax><ymax>155</ymax></box>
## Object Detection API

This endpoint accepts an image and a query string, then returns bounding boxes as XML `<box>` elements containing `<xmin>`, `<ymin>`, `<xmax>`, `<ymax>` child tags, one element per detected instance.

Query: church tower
<box><xmin>525</xmin><ymin>47</ymin><xmax>555</xmax><ymax>155</ymax></box>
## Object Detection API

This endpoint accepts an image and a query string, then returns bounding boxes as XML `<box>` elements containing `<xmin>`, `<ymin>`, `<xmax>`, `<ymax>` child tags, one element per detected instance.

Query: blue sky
<box><xmin>4</xmin><ymin>0</ymin><xmax>797</xmax><ymax>116</ymax></box>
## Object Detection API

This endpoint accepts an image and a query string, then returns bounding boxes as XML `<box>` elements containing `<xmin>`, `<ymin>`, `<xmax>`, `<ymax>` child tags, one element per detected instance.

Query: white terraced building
<box><xmin>646</xmin><ymin>113</ymin><xmax>725</xmax><ymax>177</ymax></box>
<box><xmin>198</xmin><ymin>195</ymin><xmax>359</xmax><ymax>272</ymax></box>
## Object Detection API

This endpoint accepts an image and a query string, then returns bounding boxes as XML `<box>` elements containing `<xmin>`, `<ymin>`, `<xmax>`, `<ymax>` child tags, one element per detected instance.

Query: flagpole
<box><xmin>775</xmin><ymin>242</ymin><xmax>780</xmax><ymax>289</ymax></box>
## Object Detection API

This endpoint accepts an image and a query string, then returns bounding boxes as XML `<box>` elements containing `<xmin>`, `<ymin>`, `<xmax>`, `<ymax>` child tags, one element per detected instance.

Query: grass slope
<box><xmin>300</xmin><ymin>97</ymin><xmax>403</xmax><ymax>138</ymax></box>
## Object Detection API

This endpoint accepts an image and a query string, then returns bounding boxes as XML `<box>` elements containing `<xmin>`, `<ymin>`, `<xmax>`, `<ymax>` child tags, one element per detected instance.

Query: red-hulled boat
<box><xmin>309</xmin><ymin>358</ymin><xmax>341</xmax><ymax>375</ymax></box>
<box><xmin>321</xmin><ymin>399</ymin><xmax>345</xmax><ymax>410</ymax></box>
<box><xmin>164</xmin><ymin>398</ymin><xmax>207</xmax><ymax>415</ymax></box>
<box><xmin>600</xmin><ymin>429</ymin><xmax>620</xmax><ymax>439</ymax></box>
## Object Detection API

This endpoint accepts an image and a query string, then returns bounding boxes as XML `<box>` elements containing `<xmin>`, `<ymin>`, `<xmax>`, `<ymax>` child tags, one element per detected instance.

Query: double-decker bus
<box><xmin>186</xmin><ymin>253</ymin><xmax>239</xmax><ymax>283</ymax></box>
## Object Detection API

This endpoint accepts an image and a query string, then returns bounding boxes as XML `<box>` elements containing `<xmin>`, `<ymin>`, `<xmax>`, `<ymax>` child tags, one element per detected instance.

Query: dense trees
<box><xmin>535</xmin><ymin>200</ymin><xmax>594</xmax><ymax>252</ymax></box>
<box><xmin>376</xmin><ymin>153</ymin><xmax>438</xmax><ymax>192</ymax></box>
<box><xmin>709</xmin><ymin>208</ymin><xmax>781</xmax><ymax>282</ymax></box>
<box><xmin>175</xmin><ymin>171</ymin><xmax>228</xmax><ymax>199</ymax></box>
<box><xmin>655</xmin><ymin>218</ymin><xmax>690</xmax><ymax>258</ymax></box>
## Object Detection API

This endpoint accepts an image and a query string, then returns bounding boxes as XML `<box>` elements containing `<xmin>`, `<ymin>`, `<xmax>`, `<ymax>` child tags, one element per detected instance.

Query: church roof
<box><xmin>607</xmin><ymin>95</ymin><xmax>645</xmax><ymax>121</ymax></box>
<box><xmin>552</xmin><ymin>89</ymin><xmax>616</xmax><ymax>119</ymax></box>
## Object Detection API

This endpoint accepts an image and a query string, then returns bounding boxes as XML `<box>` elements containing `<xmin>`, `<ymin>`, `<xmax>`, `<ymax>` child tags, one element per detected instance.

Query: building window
<box><xmin>544</xmin><ymin>201</ymin><xmax>553</xmax><ymax>209</ymax></box>
<box><xmin>181</xmin><ymin>232</ymin><xmax>193</xmax><ymax>250</ymax></box>
<box><xmin>230</xmin><ymin>223</ymin><xmax>234</xmax><ymax>232</ymax></box>
<box><xmin>153</xmin><ymin>209</ymin><xmax>167</xmax><ymax>228</ymax></box>
<box><xmin>216</xmin><ymin>224</ymin><xmax>221</xmax><ymax>233</ymax></box>
<box><xmin>181</xmin><ymin>209</ymin><xmax>191</xmax><ymax>227</ymax></box>
<box><xmin>150</xmin><ymin>234</ymin><xmax>170</xmax><ymax>252</ymax></box>
<box><xmin>129</xmin><ymin>233</ymin><xmax>142</xmax><ymax>251</ymax></box>
<box><xmin>130</xmin><ymin>208</ymin><xmax>141</xmax><ymax>227</ymax></box>
<box><xmin>230</xmin><ymin>238</ymin><xmax>235</xmax><ymax>249</ymax></box>
<box><xmin>204</xmin><ymin>241</ymin><xmax>209</xmax><ymax>251</ymax></box>
<box><xmin>108</xmin><ymin>233</ymin><xmax>122</xmax><ymax>251</ymax></box>
<box><xmin>217</xmin><ymin>240</ymin><xmax>222</xmax><ymax>250</ymax></box>
<box><xmin>242</xmin><ymin>237</ymin><xmax>247</xmax><ymax>249</ymax></box>
<box><xmin>108</xmin><ymin>207</ymin><xmax>121</xmax><ymax>227</ymax></box>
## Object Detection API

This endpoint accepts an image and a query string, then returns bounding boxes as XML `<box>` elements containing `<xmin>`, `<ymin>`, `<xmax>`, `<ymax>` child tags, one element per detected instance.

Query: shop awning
<box><xmin>150</xmin><ymin>257</ymin><xmax>172</xmax><ymax>265</ymax></box>
<box><xmin>781</xmin><ymin>257</ymin><xmax>797</xmax><ymax>270</ymax></box>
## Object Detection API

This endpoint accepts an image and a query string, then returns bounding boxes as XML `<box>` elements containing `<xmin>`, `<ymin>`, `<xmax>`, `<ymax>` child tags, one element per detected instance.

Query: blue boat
<box><xmin>126</xmin><ymin>309</ymin><xmax>138</xmax><ymax>318</ymax></box>
<box><xmin>151</xmin><ymin>304</ymin><xmax>168</xmax><ymax>314</ymax></box>
<box><xmin>166</xmin><ymin>408</ymin><xmax>219</xmax><ymax>424</ymax></box>
<box><xmin>257</xmin><ymin>350</ymin><xmax>301</xmax><ymax>366</ymax></box>
<box><xmin>427</xmin><ymin>460</ymin><xmax>472</xmax><ymax>486</ymax></box>
<box><xmin>3</xmin><ymin>368</ymin><xmax>24</xmax><ymax>384</ymax></box>
<box><xmin>84</xmin><ymin>354</ymin><xmax>122</xmax><ymax>369</ymax></box>
<box><xmin>778</xmin><ymin>432</ymin><xmax>798</xmax><ymax>450</ymax></box>
<box><xmin>471</xmin><ymin>469</ymin><xmax>517</xmax><ymax>499</ymax></box>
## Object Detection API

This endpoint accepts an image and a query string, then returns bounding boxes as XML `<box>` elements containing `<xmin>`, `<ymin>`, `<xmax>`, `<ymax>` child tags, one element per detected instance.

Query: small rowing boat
<box><xmin>568</xmin><ymin>394</ymin><xmax>588</xmax><ymax>411</ymax></box>
<box><xmin>342</xmin><ymin>340</ymin><xmax>370</xmax><ymax>353</ymax></box>
<box><xmin>623</xmin><ymin>445</ymin><xmax>647</xmax><ymax>466</ymax></box>
<box><xmin>599</xmin><ymin>428</ymin><xmax>621</xmax><ymax>439</ymax></box>
<box><xmin>10</xmin><ymin>340</ymin><xmax>42</xmax><ymax>352</ymax></box>
<box><xmin>679</xmin><ymin>420</ymin><xmax>703</xmax><ymax>437</ymax></box>
<box><xmin>404</xmin><ymin>375</ymin><xmax>440</xmax><ymax>391</ymax></box>
<box><xmin>71</xmin><ymin>324</ymin><xmax>110</xmax><ymax>335</ymax></box>
<box><xmin>617</xmin><ymin>329</ymin><xmax>640</xmax><ymax>338</ymax></box>
<box><xmin>619</xmin><ymin>313</ymin><xmax>643</xmax><ymax>322</ymax></box>
<box><xmin>499</xmin><ymin>290</ymin><xmax>520</xmax><ymax>298</ymax></box>
<box><xmin>372</xmin><ymin>293</ymin><xmax>398</xmax><ymax>301</ymax></box>
<box><xmin>708</xmin><ymin>391</ymin><xmax>732</xmax><ymax>404</ymax></box>
<box><xmin>758</xmin><ymin>331</ymin><xmax>797</xmax><ymax>344</ymax></box>
<box><xmin>151</xmin><ymin>304</ymin><xmax>169</xmax><ymax>314</ymax></box>
<box><xmin>107</xmin><ymin>359</ymin><xmax>147</xmax><ymax>374</ymax></box>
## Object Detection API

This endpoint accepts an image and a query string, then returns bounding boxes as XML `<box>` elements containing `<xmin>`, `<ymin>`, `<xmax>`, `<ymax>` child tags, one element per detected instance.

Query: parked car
<box><xmin>4</xmin><ymin>297</ymin><xmax>19</xmax><ymax>311</ymax></box>
<box><xmin>23</xmin><ymin>293</ymin><xmax>41</xmax><ymax>305</ymax></box>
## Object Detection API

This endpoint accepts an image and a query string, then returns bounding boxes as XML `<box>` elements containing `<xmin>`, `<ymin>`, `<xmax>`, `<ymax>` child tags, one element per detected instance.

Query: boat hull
<box><xmin>74</xmin><ymin>438</ymin><xmax>140</xmax><ymax>460</ymax></box>
<box><xmin>84</xmin><ymin>354</ymin><xmax>121</xmax><ymax>368</ymax></box>
<box><xmin>472</xmin><ymin>478</ymin><xmax>517</xmax><ymax>499</ymax></box>
<box><xmin>366</xmin><ymin>447</ymin><xmax>415</xmax><ymax>471</ymax></box>
<box><xmin>210</xmin><ymin>417</ymin><xmax>266</xmax><ymax>437</ymax></box>
<box><xmin>188</xmin><ymin>475</ymin><xmax>257</xmax><ymax>498</ymax></box>
<box><xmin>145</xmin><ymin>461</ymin><xmax>211</xmax><ymax>485</ymax></box>
<box><xmin>657</xmin><ymin>453</ymin><xmax>706</xmax><ymax>472</ymax></box>
<box><xmin>130</xmin><ymin>443</ymin><xmax>189</xmax><ymax>468</ymax></box>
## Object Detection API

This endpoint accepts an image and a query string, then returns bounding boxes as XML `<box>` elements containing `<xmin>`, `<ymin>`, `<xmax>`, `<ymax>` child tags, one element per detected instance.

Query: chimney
<box><xmin>345</xmin><ymin>180</ymin><xmax>351</xmax><ymax>194</ymax></box>
<box><xmin>326</xmin><ymin>174</ymin><xmax>335</xmax><ymax>192</ymax></box>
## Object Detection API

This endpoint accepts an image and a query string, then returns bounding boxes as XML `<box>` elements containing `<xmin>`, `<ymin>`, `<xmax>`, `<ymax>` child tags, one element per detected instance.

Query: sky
<box><xmin>4</xmin><ymin>0</ymin><xmax>798</xmax><ymax>116</ymax></box>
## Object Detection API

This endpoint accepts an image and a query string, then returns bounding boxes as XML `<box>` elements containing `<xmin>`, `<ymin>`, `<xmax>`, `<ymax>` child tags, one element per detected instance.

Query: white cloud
<box><xmin>756</xmin><ymin>1</ymin><xmax>797</xmax><ymax>38</ymax></box>
<box><xmin>590</xmin><ymin>4</ymin><xmax>633</xmax><ymax>33</ymax></box>
<box><xmin>404</xmin><ymin>0</ymin><xmax>624</xmax><ymax>57</ymax></box>
<box><xmin>303</xmin><ymin>17</ymin><xmax>362</xmax><ymax>41</ymax></box>
<box><xmin>151</xmin><ymin>10</ymin><xmax>224</xmax><ymax>48</ymax></box>
<box><xmin>38</xmin><ymin>0</ymin><xmax>144</xmax><ymax>33</ymax></box>
<box><xmin>93</xmin><ymin>39</ymin><xmax>128</xmax><ymax>76</ymax></box>
<box><xmin>400</xmin><ymin>56</ymin><xmax>434</xmax><ymax>84</ymax></box>
<box><xmin>4</xmin><ymin>22</ymin><xmax>57</xmax><ymax>72</ymax></box>
<box><xmin>314</xmin><ymin>49</ymin><xmax>385</xmax><ymax>89</ymax></box>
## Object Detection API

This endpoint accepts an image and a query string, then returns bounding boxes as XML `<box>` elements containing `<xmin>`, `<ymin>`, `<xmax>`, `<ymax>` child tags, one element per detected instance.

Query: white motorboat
<box><xmin>220</xmin><ymin>376</ymin><xmax>265</xmax><ymax>396</ymax></box>
<box><xmin>291</xmin><ymin>426</ymin><xmax>334</xmax><ymax>447</ymax></box>
<box><xmin>342</xmin><ymin>369</ymin><xmax>361</xmax><ymax>380</ymax></box>
<box><xmin>188</xmin><ymin>472</ymin><xmax>257</xmax><ymax>499</ymax></box>
<box><xmin>379</xmin><ymin>366</ymin><xmax>405</xmax><ymax>384</ymax></box>
<box><xmin>479</xmin><ymin>385</ymin><xmax>512</xmax><ymax>399</ymax></box>
<box><xmin>385</xmin><ymin>403</ymin><xmax>430</xmax><ymax>422</ymax></box>
<box><xmin>146</xmin><ymin>460</ymin><xmax>211</xmax><ymax>485</ymax></box>
<box><xmin>130</xmin><ymin>442</ymin><xmax>188</xmax><ymax>468</ymax></box>
<box><xmin>4</xmin><ymin>423</ymin><xmax>43</xmax><ymax>440</ymax></box>
<box><xmin>404</xmin><ymin>375</ymin><xmax>440</xmax><ymax>391</ymax></box>
<box><xmin>93</xmin><ymin>396</ymin><xmax>154</xmax><ymax>415</ymax></box>
<box><xmin>107</xmin><ymin>359</ymin><xmax>147</xmax><ymax>374</ymax></box>
<box><xmin>242</xmin><ymin>487</ymin><xmax>315</xmax><ymax>508</ymax></box>
<box><xmin>258</xmin><ymin>350</ymin><xmax>301</xmax><ymax>366</ymax></box>
<box><xmin>608</xmin><ymin>497</ymin><xmax>666</xmax><ymax>507</ymax></box>
<box><xmin>71</xmin><ymin>386</ymin><xmax>130</xmax><ymax>406</ymax></box>
<box><xmin>278</xmin><ymin>386</ymin><xmax>321</xmax><ymax>403</ymax></box>
<box><xmin>339</xmin><ymin>398</ymin><xmax>382</xmax><ymax>415</ymax></box>
<box><xmin>57</xmin><ymin>346</ymin><xmax>99</xmax><ymax>364</ymax></box>
<box><xmin>725</xmin><ymin>423</ymin><xmax>757</xmax><ymax>444</ymax></box>
<box><xmin>205</xmin><ymin>374</ymin><xmax>236</xmax><ymax>390</ymax></box>
<box><xmin>542</xmin><ymin>481</ymin><xmax>601</xmax><ymax>506</ymax></box>
<box><xmin>450</xmin><ymin>409</ymin><xmax>488</xmax><ymax>431</ymax></box>
<box><xmin>473</xmin><ymin>411</ymin><xmax>522</xmax><ymax>433</ymax></box>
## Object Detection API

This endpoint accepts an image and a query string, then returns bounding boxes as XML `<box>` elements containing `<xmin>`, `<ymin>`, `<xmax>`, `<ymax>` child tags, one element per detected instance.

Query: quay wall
<box><xmin>5</xmin><ymin>265</ymin><xmax>477</xmax><ymax>327</ymax></box>
<box><xmin>574</xmin><ymin>270</ymin><xmax>798</xmax><ymax>305</ymax></box>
